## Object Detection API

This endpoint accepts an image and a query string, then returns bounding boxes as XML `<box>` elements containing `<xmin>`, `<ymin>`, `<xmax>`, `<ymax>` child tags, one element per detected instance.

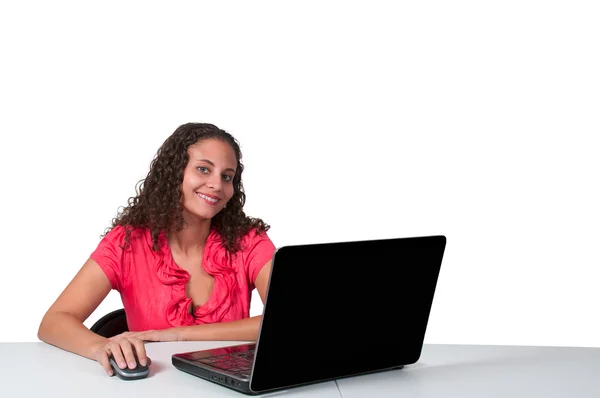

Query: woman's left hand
<box><xmin>113</xmin><ymin>328</ymin><xmax>184</xmax><ymax>343</ymax></box>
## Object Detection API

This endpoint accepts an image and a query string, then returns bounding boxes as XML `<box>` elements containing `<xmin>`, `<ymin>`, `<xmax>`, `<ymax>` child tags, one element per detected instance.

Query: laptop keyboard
<box><xmin>193</xmin><ymin>349</ymin><xmax>255</xmax><ymax>379</ymax></box>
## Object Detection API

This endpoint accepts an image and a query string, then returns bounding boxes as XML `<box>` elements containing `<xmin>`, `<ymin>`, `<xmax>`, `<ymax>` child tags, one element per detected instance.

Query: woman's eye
<box><xmin>197</xmin><ymin>166</ymin><xmax>209</xmax><ymax>173</ymax></box>
<box><xmin>223</xmin><ymin>175</ymin><xmax>233</xmax><ymax>182</ymax></box>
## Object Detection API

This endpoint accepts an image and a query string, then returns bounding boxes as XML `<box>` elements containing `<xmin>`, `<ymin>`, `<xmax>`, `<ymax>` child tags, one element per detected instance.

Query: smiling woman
<box><xmin>37</xmin><ymin>123</ymin><xmax>275</xmax><ymax>377</ymax></box>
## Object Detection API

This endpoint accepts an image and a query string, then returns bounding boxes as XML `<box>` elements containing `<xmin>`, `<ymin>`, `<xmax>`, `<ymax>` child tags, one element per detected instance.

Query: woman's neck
<box><xmin>167</xmin><ymin>212</ymin><xmax>212</xmax><ymax>256</ymax></box>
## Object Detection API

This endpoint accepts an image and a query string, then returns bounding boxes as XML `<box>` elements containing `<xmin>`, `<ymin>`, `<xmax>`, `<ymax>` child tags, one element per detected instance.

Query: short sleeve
<box><xmin>90</xmin><ymin>226</ymin><xmax>127</xmax><ymax>291</ymax></box>
<box><xmin>242</xmin><ymin>229</ymin><xmax>276</xmax><ymax>284</ymax></box>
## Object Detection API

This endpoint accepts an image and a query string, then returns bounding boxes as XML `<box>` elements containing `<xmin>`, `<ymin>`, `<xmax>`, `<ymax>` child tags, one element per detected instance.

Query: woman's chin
<box><xmin>182</xmin><ymin>207</ymin><xmax>220</xmax><ymax>222</ymax></box>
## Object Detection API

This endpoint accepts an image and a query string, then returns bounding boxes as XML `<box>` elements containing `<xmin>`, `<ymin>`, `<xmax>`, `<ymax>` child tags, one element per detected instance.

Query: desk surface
<box><xmin>1</xmin><ymin>341</ymin><xmax>340</xmax><ymax>398</ymax></box>
<box><xmin>1</xmin><ymin>342</ymin><xmax>599</xmax><ymax>397</ymax></box>
<box><xmin>339</xmin><ymin>344</ymin><xmax>600</xmax><ymax>398</ymax></box>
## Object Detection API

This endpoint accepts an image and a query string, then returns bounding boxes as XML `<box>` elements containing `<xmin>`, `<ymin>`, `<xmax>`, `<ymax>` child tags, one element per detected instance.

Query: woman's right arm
<box><xmin>37</xmin><ymin>258</ymin><xmax>147</xmax><ymax>375</ymax></box>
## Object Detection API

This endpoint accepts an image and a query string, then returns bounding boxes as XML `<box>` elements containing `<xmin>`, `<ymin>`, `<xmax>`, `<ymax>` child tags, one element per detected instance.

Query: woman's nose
<box><xmin>206</xmin><ymin>174</ymin><xmax>222</xmax><ymax>191</ymax></box>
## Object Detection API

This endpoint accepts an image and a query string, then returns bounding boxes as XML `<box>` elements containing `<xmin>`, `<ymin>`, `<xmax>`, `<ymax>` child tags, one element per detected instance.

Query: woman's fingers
<box><xmin>131</xmin><ymin>338</ymin><xmax>148</xmax><ymax>366</ymax></box>
<box><xmin>96</xmin><ymin>336</ymin><xmax>150</xmax><ymax>376</ymax></box>
<box><xmin>97</xmin><ymin>349</ymin><xmax>114</xmax><ymax>376</ymax></box>
<box><xmin>108</xmin><ymin>342</ymin><xmax>127</xmax><ymax>369</ymax></box>
<box><xmin>118</xmin><ymin>340</ymin><xmax>138</xmax><ymax>369</ymax></box>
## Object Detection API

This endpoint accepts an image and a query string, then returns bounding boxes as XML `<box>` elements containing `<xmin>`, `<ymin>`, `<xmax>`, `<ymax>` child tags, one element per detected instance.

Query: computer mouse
<box><xmin>108</xmin><ymin>354</ymin><xmax>150</xmax><ymax>380</ymax></box>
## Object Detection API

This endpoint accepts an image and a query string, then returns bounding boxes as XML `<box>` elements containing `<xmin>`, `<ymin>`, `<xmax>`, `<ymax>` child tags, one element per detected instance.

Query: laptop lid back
<box><xmin>250</xmin><ymin>235</ymin><xmax>446</xmax><ymax>393</ymax></box>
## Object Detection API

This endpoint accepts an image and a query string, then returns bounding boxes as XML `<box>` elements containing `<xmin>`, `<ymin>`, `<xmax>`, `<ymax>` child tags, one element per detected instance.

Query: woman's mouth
<box><xmin>196</xmin><ymin>192</ymin><xmax>220</xmax><ymax>205</ymax></box>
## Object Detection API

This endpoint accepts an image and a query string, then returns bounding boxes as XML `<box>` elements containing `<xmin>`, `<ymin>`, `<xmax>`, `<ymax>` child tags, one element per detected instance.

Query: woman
<box><xmin>37</xmin><ymin>123</ymin><xmax>275</xmax><ymax>376</ymax></box>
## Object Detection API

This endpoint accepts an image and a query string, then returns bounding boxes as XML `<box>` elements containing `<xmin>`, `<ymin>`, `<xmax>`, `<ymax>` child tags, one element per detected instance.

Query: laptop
<box><xmin>172</xmin><ymin>235</ymin><xmax>447</xmax><ymax>395</ymax></box>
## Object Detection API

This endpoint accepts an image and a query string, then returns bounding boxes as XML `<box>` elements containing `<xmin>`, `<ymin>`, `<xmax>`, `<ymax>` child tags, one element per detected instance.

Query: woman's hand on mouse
<box><xmin>92</xmin><ymin>334</ymin><xmax>151</xmax><ymax>376</ymax></box>
<box><xmin>92</xmin><ymin>328</ymin><xmax>180</xmax><ymax>375</ymax></box>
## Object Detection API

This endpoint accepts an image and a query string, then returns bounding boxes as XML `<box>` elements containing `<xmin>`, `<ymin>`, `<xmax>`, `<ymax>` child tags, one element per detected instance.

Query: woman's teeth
<box><xmin>197</xmin><ymin>193</ymin><xmax>218</xmax><ymax>203</ymax></box>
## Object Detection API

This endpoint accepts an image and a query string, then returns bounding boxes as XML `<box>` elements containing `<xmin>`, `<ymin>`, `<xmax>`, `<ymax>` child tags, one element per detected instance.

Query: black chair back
<box><xmin>90</xmin><ymin>308</ymin><xmax>129</xmax><ymax>338</ymax></box>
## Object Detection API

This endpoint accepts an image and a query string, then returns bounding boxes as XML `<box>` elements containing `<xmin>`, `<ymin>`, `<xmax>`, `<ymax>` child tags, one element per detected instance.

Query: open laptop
<box><xmin>172</xmin><ymin>235</ymin><xmax>446</xmax><ymax>395</ymax></box>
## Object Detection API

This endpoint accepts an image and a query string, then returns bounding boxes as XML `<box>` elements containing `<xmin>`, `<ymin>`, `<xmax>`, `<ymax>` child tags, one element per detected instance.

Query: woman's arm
<box><xmin>180</xmin><ymin>315</ymin><xmax>263</xmax><ymax>341</ymax></box>
<box><xmin>38</xmin><ymin>258</ymin><xmax>112</xmax><ymax>359</ymax></box>
<box><xmin>37</xmin><ymin>258</ymin><xmax>149</xmax><ymax>374</ymax></box>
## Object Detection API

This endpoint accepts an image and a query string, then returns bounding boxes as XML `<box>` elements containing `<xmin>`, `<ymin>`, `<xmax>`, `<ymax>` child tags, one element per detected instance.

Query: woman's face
<box><xmin>180</xmin><ymin>138</ymin><xmax>237</xmax><ymax>221</ymax></box>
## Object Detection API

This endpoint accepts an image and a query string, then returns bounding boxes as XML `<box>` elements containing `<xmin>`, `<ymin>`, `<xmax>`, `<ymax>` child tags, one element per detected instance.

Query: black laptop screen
<box><xmin>250</xmin><ymin>235</ymin><xmax>446</xmax><ymax>392</ymax></box>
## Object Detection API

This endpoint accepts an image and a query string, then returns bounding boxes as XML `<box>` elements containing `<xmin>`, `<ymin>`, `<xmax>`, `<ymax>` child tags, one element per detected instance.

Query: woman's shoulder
<box><xmin>242</xmin><ymin>226</ymin><xmax>270</xmax><ymax>239</ymax></box>
<box><xmin>238</xmin><ymin>228</ymin><xmax>276</xmax><ymax>264</ymax></box>
<box><xmin>239</xmin><ymin>227</ymin><xmax>272</xmax><ymax>248</ymax></box>
<box><xmin>209</xmin><ymin>226</ymin><xmax>271</xmax><ymax>249</ymax></box>
<box><xmin>101</xmin><ymin>225</ymin><xmax>153</xmax><ymax>249</ymax></box>
<box><xmin>237</xmin><ymin>227</ymin><xmax>275</xmax><ymax>279</ymax></box>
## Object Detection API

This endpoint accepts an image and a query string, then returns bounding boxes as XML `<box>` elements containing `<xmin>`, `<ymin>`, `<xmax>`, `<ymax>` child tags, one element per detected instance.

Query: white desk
<box><xmin>336</xmin><ymin>344</ymin><xmax>600</xmax><ymax>398</ymax></box>
<box><xmin>0</xmin><ymin>341</ymin><xmax>340</xmax><ymax>398</ymax></box>
<box><xmin>1</xmin><ymin>342</ymin><xmax>599</xmax><ymax>397</ymax></box>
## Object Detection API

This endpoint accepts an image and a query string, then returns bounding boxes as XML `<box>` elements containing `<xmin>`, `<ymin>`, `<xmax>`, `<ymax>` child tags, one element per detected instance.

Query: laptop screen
<box><xmin>250</xmin><ymin>235</ymin><xmax>446</xmax><ymax>392</ymax></box>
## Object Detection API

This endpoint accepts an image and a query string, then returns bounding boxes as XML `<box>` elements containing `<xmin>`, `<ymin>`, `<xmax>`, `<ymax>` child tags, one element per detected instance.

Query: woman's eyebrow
<box><xmin>196</xmin><ymin>159</ymin><xmax>236</xmax><ymax>173</ymax></box>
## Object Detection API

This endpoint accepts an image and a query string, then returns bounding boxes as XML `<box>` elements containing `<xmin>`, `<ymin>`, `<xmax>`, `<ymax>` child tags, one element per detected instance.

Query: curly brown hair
<box><xmin>104</xmin><ymin>122</ymin><xmax>270</xmax><ymax>253</ymax></box>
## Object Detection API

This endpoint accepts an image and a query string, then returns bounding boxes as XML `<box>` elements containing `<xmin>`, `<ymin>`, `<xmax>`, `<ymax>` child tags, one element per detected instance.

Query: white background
<box><xmin>0</xmin><ymin>1</ymin><xmax>598</xmax><ymax>346</ymax></box>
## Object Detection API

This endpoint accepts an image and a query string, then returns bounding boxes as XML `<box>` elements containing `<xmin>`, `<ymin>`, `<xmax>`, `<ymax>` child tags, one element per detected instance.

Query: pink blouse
<box><xmin>90</xmin><ymin>225</ymin><xmax>275</xmax><ymax>332</ymax></box>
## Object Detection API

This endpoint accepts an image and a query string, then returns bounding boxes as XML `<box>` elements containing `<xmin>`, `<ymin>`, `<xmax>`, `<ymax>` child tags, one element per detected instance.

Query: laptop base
<box><xmin>172</xmin><ymin>355</ymin><xmax>255</xmax><ymax>395</ymax></box>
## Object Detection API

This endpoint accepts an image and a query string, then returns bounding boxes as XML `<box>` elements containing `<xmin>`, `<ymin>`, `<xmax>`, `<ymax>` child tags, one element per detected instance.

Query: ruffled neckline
<box><xmin>146</xmin><ymin>228</ymin><xmax>243</xmax><ymax>327</ymax></box>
